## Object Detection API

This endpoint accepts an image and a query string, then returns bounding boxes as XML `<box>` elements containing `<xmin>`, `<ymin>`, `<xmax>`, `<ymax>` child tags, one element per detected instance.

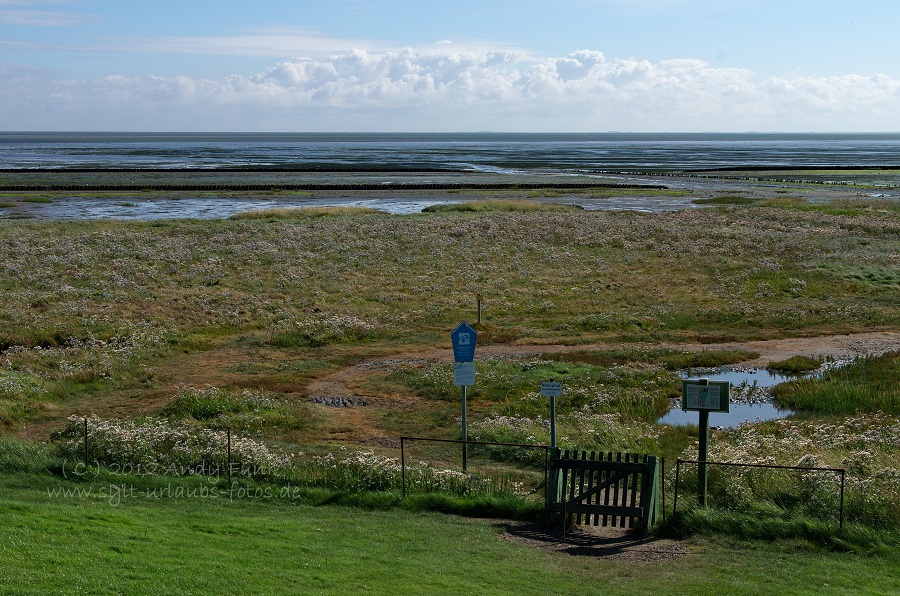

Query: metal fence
<box><xmin>673</xmin><ymin>458</ymin><xmax>847</xmax><ymax>528</ymax></box>
<box><xmin>399</xmin><ymin>436</ymin><xmax>551</xmax><ymax>502</ymax></box>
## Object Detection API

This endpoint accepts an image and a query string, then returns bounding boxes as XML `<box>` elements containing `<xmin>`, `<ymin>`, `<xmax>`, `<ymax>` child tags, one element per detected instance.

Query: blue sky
<box><xmin>2</xmin><ymin>0</ymin><xmax>899</xmax><ymax>132</ymax></box>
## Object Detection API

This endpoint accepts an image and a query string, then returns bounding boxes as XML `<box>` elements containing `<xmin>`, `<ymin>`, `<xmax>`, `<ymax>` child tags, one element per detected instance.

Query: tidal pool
<box><xmin>659</xmin><ymin>367</ymin><xmax>799</xmax><ymax>429</ymax></box>
<box><xmin>660</xmin><ymin>402</ymin><xmax>794</xmax><ymax>428</ymax></box>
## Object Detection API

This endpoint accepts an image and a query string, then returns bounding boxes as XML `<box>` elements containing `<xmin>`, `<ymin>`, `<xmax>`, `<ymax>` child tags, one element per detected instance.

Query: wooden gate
<box><xmin>548</xmin><ymin>450</ymin><xmax>659</xmax><ymax>536</ymax></box>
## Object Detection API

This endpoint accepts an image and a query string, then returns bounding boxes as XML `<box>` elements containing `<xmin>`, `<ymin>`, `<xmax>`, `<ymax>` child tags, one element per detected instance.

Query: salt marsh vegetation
<box><xmin>1</xmin><ymin>197</ymin><xmax>898</xmax><ymax>540</ymax></box>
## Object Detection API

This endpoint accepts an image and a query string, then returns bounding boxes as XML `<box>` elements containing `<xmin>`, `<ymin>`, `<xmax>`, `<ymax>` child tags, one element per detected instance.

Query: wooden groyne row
<box><xmin>0</xmin><ymin>182</ymin><xmax>668</xmax><ymax>192</ymax></box>
<box><xmin>592</xmin><ymin>170</ymin><xmax>900</xmax><ymax>187</ymax></box>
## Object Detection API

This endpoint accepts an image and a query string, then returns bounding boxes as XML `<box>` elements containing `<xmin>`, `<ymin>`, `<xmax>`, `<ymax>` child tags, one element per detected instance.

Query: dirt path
<box><xmin>668</xmin><ymin>330</ymin><xmax>900</xmax><ymax>366</ymax></box>
<box><xmin>306</xmin><ymin>332</ymin><xmax>900</xmax><ymax>399</ymax></box>
<box><xmin>306</xmin><ymin>330</ymin><xmax>900</xmax><ymax>445</ymax></box>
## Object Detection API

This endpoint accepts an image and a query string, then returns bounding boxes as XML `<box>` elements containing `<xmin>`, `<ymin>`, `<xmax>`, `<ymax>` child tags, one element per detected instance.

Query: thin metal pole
<box><xmin>461</xmin><ymin>385</ymin><xmax>468</xmax><ymax>473</ymax></box>
<box><xmin>227</xmin><ymin>426</ymin><xmax>232</xmax><ymax>484</ymax></box>
<box><xmin>544</xmin><ymin>447</ymin><xmax>549</xmax><ymax>518</ymax></box>
<box><xmin>83</xmin><ymin>418</ymin><xmax>89</xmax><ymax>469</ymax></box>
<box><xmin>401</xmin><ymin>438</ymin><xmax>407</xmax><ymax>499</ymax></box>
<box><xmin>673</xmin><ymin>459</ymin><xmax>681</xmax><ymax>516</ymax></box>
<box><xmin>839</xmin><ymin>470</ymin><xmax>845</xmax><ymax>529</ymax></box>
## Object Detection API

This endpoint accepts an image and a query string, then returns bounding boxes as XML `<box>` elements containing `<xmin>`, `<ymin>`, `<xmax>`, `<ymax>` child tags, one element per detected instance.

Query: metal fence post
<box><xmin>401</xmin><ymin>438</ymin><xmax>407</xmax><ymax>499</ymax></box>
<box><xmin>673</xmin><ymin>459</ymin><xmax>681</xmax><ymax>517</ymax></box>
<box><xmin>83</xmin><ymin>417</ymin><xmax>89</xmax><ymax>469</ymax></box>
<box><xmin>839</xmin><ymin>469</ymin><xmax>845</xmax><ymax>529</ymax></box>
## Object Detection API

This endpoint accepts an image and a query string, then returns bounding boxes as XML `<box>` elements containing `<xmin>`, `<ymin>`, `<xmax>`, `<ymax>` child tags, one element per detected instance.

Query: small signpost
<box><xmin>682</xmin><ymin>379</ymin><xmax>730</xmax><ymax>506</ymax></box>
<box><xmin>540</xmin><ymin>380</ymin><xmax>563</xmax><ymax>507</ymax></box>
<box><xmin>540</xmin><ymin>380</ymin><xmax>562</xmax><ymax>448</ymax></box>
<box><xmin>451</xmin><ymin>322</ymin><xmax>477</xmax><ymax>472</ymax></box>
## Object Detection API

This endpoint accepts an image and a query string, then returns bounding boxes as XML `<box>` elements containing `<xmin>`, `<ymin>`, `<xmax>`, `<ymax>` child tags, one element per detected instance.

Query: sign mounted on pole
<box><xmin>681</xmin><ymin>378</ymin><xmax>729</xmax><ymax>507</ymax></box>
<box><xmin>451</xmin><ymin>322</ymin><xmax>478</xmax><ymax>473</ymax></box>
<box><xmin>681</xmin><ymin>380</ymin><xmax>730</xmax><ymax>413</ymax></box>
<box><xmin>450</xmin><ymin>322</ymin><xmax>477</xmax><ymax>363</ymax></box>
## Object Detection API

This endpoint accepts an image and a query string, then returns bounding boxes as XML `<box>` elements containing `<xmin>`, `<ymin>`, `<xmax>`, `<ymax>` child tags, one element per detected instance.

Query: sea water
<box><xmin>3</xmin><ymin>132</ymin><xmax>900</xmax><ymax>219</ymax></box>
<box><xmin>4</xmin><ymin>132</ymin><xmax>900</xmax><ymax>171</ymax></box>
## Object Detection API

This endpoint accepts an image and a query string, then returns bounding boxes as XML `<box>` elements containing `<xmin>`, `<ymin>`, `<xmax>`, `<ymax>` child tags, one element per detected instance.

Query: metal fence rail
<box><xmin>673</xmin><ymin>458</ymin><xmax>847</xmax><ymax>528</ymax></box>
<box><xmin>399</xmin><ymin>436</ymin><xmax>550</xmax><ymax>501</ymax></box>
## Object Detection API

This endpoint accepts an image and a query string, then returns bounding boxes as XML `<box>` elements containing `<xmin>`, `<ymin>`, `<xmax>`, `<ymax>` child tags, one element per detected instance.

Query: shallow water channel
<box><xmin>10</xmin><ymin>191</ymin><xmax>701</xmax><ymax>220</ymax></box>
<box><xmin>659</xmin><ymin>367</ymin><xmax>798</xmax><ymax>429</ymax></box>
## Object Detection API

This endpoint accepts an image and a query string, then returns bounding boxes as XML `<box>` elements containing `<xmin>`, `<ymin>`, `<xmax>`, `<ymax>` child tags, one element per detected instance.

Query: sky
<box><xmin>2</xmin><ymin>0</ymin><xmax>900</xmax><ymax>132</ymax></box>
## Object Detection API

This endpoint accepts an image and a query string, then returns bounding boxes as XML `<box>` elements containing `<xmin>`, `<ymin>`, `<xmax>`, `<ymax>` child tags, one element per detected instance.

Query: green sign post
<box><xmin>540</xmin><ymin>379</ymin><xmax>563</xmax><ymax>508</ymax></box>
<box><xmin>540</xmin><ymin>380</ymin><xmax>562</xmax><ymax>448</ymax></box>
<box><xmin>681</xmin><ymin>379</ymin><xmax>730</xmax><ymax>506</ymax></box>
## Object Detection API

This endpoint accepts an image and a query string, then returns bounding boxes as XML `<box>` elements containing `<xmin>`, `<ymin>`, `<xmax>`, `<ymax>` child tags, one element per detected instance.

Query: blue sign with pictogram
<box><xmin>451</xmin><ymin>322</ymin><xmax>478</xmax><ymax>363</ymax></box>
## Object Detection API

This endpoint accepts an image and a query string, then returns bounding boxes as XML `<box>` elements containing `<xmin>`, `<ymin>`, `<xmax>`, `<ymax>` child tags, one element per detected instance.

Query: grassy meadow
<box><xmin>1</xmin><ymin>195</ymin><xmax>899</xmax><ymax>593</ymax></box>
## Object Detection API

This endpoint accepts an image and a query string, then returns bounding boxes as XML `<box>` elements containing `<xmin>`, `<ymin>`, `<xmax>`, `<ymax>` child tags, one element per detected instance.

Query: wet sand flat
<box><xmin>1</xmin><ymin>171</ymin><xmax>897</xmax><ymax>220</ymax></box>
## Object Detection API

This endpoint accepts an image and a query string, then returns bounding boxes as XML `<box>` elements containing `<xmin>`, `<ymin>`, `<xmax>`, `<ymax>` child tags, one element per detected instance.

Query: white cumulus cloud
<box><xmin>2</xmin><ymin>48</ymin><xmax>899</xmax><ymax>131</ymax></box>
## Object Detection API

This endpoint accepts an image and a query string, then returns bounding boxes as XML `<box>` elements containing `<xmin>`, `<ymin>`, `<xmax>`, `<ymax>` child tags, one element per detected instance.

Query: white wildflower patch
<box><xmin>270</xmin><ymin>313</ymin><xmax>381</xmax><ymax>346</ymax></box>
<box><xmin>2</xmin><ymin>322</ymin><xmax>170</xmax><ymax>386</ymax></box>
<box><xmin>0</xmin><ymin>371</ymin><xmax>43</xmax><ymax>401</ymax></box>
<box><xmin>57</xmin><ymin>415</ymin><xmax>290</xmax><ymax>479</ymax></box>
<box><xmin>295</xmin><ymin>449</ymin><xmax>527</xmax><ymax>496</ymax></box>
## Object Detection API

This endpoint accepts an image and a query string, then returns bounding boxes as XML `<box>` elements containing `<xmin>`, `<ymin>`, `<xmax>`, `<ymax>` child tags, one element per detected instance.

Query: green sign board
<box><xmin>681</xmin><ymin>380</ymin><xmax>730</xmax><ymax>413</ymax></box>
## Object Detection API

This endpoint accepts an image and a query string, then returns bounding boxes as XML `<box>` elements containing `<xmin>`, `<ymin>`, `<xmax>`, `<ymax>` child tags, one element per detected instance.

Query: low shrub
<box><xmin>767</xmin><ymin>355</ymin><xmax>822</xmax><ymax>374</ymax></box>
<box><xmin>773</xmin><ymin>352</ymin><xmax>900</xmax><ymax>414</ymax></box>
<box><xmin>269</xmin><ymin>314</ymin><xmax>381</xmax><ymax>347</ymax></box>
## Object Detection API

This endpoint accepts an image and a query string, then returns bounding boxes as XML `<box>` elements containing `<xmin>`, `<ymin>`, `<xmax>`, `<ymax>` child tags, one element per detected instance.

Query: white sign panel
<box><xmin>685</xmin><ymin>384</ymin><xmax>721</xmax><ymax>410</ymax></box>
<box><xmin>540</xmin><ymin>381</ymin><xmax>562</xmax><ymax>397</ymax></box>
<box><xmin>454</xmin><ymin>362</ymin><xmax>476</xmax><ymax>387</ymax></box>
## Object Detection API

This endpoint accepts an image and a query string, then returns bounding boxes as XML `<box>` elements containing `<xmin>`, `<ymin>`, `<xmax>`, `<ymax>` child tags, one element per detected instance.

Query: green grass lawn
<box><xmin>1</xmin><ymin>475</ymin><xmax>898</xmax><ymax>596</ymax></box>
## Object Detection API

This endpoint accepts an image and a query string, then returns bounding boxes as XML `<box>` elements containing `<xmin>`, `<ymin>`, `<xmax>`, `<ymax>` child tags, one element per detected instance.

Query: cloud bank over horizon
<box><xmin>3</xmin><ymin>46</ymin><xmax>900</xmax><ymax>132</ymax></box>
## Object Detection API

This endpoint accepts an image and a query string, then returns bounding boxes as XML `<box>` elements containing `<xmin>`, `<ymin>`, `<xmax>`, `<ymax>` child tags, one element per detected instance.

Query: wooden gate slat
<box><xmin>566</xmin><ymin>449</ymin><xmax>578</xmax><ymax>528</ymax></box>
<box><xmin>613</xmin><ymin>452</ymin><xmax>623</xmax><ymax>527</ymax></box>
<box><xmin>628</xmin><ymin>454</ymin><xmax>642</xmax><ymax>528</ymax></box>
<box><xmin>573</xmin><ymin>450</ymin><xmax>587</xmax><ymax>524</ymax></box>
<box><xmin>602</xmin><ymin>451</ymin><xmax>612</xmax><ymax>526</ymax></box>
<box><xmin>622</xmin><ymin>453</ymin><xmax>632</xmax><ymax>528</ymax></box>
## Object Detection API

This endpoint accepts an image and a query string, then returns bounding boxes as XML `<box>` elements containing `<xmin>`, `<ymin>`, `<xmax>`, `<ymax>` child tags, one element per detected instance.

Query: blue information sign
<box><xmin>451</xmin><ymin>322</ymin><xmax>478</xmax><ymax>363</ymax></box>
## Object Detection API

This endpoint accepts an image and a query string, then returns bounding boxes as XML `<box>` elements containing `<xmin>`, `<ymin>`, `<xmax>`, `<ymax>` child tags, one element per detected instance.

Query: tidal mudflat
<box><xmin>2</xmin><ymin>169</ymin><xmax>897</xmax><ymax>220</ymax></box>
